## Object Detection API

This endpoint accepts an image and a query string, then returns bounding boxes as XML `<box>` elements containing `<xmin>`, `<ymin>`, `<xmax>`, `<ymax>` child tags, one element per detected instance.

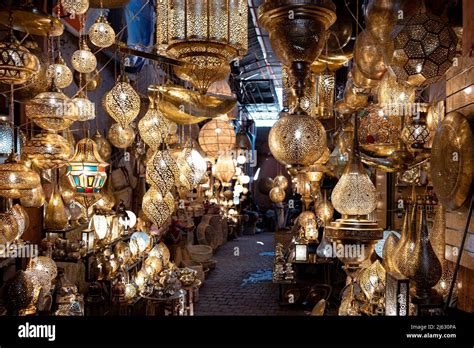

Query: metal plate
<box><xmin>0</xmin><ymin>7</ymin><xmax>63</xmax><ymax>37</ymax></box>
<box><xmin>431</xmin><ymin>112</ymin><xmax>474</xmax><ymax>210</ymax></box>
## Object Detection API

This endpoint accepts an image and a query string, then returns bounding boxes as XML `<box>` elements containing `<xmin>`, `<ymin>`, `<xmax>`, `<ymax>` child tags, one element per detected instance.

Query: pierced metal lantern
<box><xmin>0</xmin><ymin>33</ymin><xmax>39</xmax><ymax>85</ymax></box>
<box><xmin>73</xmin><ymin>92</ymin><xmax>96</xmax><ymax>121</ymax></box>
<box><xmin>178</xmin><ymin>146</ymin><xmax>207</xmax><ymax>187</ymax></box>
<box><xmin>88</xmin><ymin>14</ymin><xmax>115</xmax><ymax>48</ymax></box>
<box><xmin>273</xmin><ymin>175</ymin><xmax>288</xmax><ymax>190</ymax></box>
<box><xmin>108</xmin><ymin>123</ymin><xmax>135</xmax><ymax>149</ymax></box>
<box><xmin>25</xmin><ymin>89</ymin><xmax>78</xmax><ymax>131</ymax></box>
<box><xmin>401</xmin><ymin>114</ymin><xmax>431</xmax><ymax>151</ymax></box>
<box><xmin>92</xmin><ymin>131</ymin><xmax>112</xmax><ymax>160</ymax></box>
<box><xmin>316</xmin><ymin>70</ymin><xmax>335</xmax><ymax>119</ymax></box>
<box><xmin>198</xmin><ymin>119</ymin><xmax>236</xmax><ymax>159</ymax></box>
<box><xmin>103</xmin><ymin>77</ymin><xmax>140</xmax><ymax>127</ymax></box>
<box><xmin>378</xmin><ymin>70</ymin><xmax>415</xmax><ymax>110</ymax></box>
<box><xmin>391</xmin><ymin>12</ymin><xmax>458</xmax><ymax>87</ymax></box>
<box><xmin>71</xmin><ymin>43</ymin><xmax>97</xmax><ymax>74</ymax></box>
<box><xmin>156</xmin><ymin>0</ymin><xmax>248</xmax><ymax>94</ymax></box>
<box><xmin>0</xmin><ymin>116</ymin><xmax>13</xmax><ymax>157</ymax></box>
<box><xmin>269</xmin><ymin>186</ymin><xmax>285</xmax><ymax>203</ymax></box>
<box><xmin>353</xmin><ymin>30</ymin><xmax>387</xmax><ymax>81</ymax></box>
<box><xmin>23</xmin><ymin>132</ymin><xmax>72</xmax><ymax>169</ymax></box>
<box><xmin>62</xmin><ymin>0</ymin><xmax>89</xmax><ymax>15</ymax></box>
<box><xmin>146</xmin><ymin>149</ymin><xmax>179</xmax><ymax>194</ymax></box>
<box><xmin>142</xmin><ymin>187</ymin><xmax>175</xmax><ymax>228</ymax></box>
<box><xmin>213</xmin><ymin>153</ymin><xmax>235</xmax><ymax>185</ymax></box>
<box><xmin>269</xmin><ymin>110</ymin><xmax>327</xmax><ymax>166</ymax></box>
<box><xmin>0</xmin><ymin>158</ymin><xmax>41</xmax><ymax>199</ymax></box>
<box><xmin>66</xmin><ymin>138</ymin><xmax>108</xmax><ymax>194</ymax></box>
<box><xmin>47</xmin><ymin>55</ymin><xmax>73</xmax><ymax>89</ymax></box>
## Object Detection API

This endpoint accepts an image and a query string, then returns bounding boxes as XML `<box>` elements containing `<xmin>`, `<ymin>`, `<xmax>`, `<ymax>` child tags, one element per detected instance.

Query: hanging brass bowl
<box><xmin>0</xmin><ymin>6</ymin><xmax>63</xmax><ymax>36</ymax></box>
<box><xmin>89</xmin><ymin>0</ymin><xmax>130</xmax><ymax>8</ymax></box>
<box><xmin>431</xmin><ymin>112</ymin><xmax>474</xmax><ymax>211</ymax></box>
<box><xmin>157</xmin><ymin>86</ymin><xmax>236</xmax><ymax>125</ymax></box>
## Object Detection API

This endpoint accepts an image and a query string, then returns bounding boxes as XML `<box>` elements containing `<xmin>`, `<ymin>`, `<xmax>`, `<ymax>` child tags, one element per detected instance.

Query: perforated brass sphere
<box><xmin>88</xmin><ymin>14</ymin><xmax>115</xmax><ymax>48</ymax></box>
<box><xmin>198</xmin><ymin>119</ymin><xmax>236</xmax><ymax>159</ymax></box>
<box><xmin>23</xmin><ymin>132</ymin><xmax>71</xmax><ymax>169</ymax></box>
<box><xmin>7</xmin><ymin>271</ymin><xmax>35</xmax><ymax>312</ymax></box>
<box><xmin>27</xmin><ymin>256</ymin><xmax>58</xmax><ymax>281</ymax></box>
<box><xmin>269</xmin><ymin>111</ymin><xmax>327</xmax><ymax>166</ymax></box>
<box><xmin>0</xmin><ymin>34</ymin><xmax>39</xmax><ymax>85</ymax></box>
<box><xmin>47</xmin><ymin>58</ymin><xmax>73</xmax><ymax>89</ymax></box>
<box><xmin>108</xmin><ymin>123</ymin><xmax>135</xmax><ymax>149</ymax></box>
<box><xmin>269</xmin><ymin>186</ymin><xmax>285</xmax><ymax>203</ymax></box>
<box><xmin>71</xmin><ymin>44</ymin><xmax>97</xmax><ymax>74</ymax></box>
<box><xmin>273</xmin><ymin>175</ymin><xmax>288</xmax><ymax>190</ymax></box>
<box><xmin>62</xmin><ymin>0</ymin><xmax>89</xmax><ymax>15</ymax></box>
<box><xmin>391</xmin><ymin>12</ymin><xmax>458</xmax><ymax>87</ymax></box>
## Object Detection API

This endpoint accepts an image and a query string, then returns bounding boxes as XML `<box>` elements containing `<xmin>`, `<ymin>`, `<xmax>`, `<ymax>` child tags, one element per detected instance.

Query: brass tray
<box><xmin>431</xmin><ymin>112</ymin><xmax>474</xmax><ymax>210</ymax></box>
<box><xmin>0</xmin><ymin>6</ymin><xmax>63</xmax><ymax>37</ymax></box>
<box><xmin>156</xmin><ymin>85</ymin><xmax>236</xmax><ymax>125</ymax></box>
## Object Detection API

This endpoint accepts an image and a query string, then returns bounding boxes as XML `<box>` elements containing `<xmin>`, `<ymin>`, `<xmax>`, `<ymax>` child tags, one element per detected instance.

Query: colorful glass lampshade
<box><xmin>88</xmin><ymin>13</ymin><xmax>116</xmax><ymax>48</ymax></box>
<box><xmin>198</xmin><ymin>119</ymin><xmax>236</xmax><ymax>159</ymax></box>
<box><xmin>23</xmin><ymin>132</ymin><xmax>71</xmax><ymax>169</ymax></box>
<box><xmin>0</xmin><ymin>32</ymin><xmax>39</xmax><ymax>85</ymax></box>
<box><xmin>66</xmin><ymin>137</ymin><xmax>108</xmax><ymax>194</ymax></box>
<box><xmin>391</xmin><ymin>12</ymin><xmax>458</xmax><ymax>87</ymax></box>
<box><xmin>103</xmin><ymin>77</ymin><xmax>141</xmax><ymax>127</ymax></box>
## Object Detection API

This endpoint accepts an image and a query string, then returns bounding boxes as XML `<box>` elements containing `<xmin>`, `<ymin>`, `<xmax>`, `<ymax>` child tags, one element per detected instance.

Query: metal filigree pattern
<box><xmin>108</xmin><ymin>123</ymin><xmax>135</xmax><ymax>149</ymax></box>
<box><xmin>142</xmin><ymin>187</ymin><xmax>175</xmax><ymax>228</ymax></box>
<box><xmin>71</xmin><ymin>45</ymin><xmax>97</xmax><ymax>74</ymax></box>
<box><xmin>0</xmin><ymin>35</ymin><xmax>39</xmax><ymax>85</ymax></box>
<box><xmin>146</xmin><ymin>150</ymin><xmax>179</xmax><ymax>193</ymax></box>
<box><xmin>88</xmin><ymin>15</ymin><xmax>116</xmax><ymax>48</ymax></box>
<box><xmin>269</xmin><ymin>111</ymin><xmax>327</xmax><ymax>166</ymax></box>
<box><xmin>138</xmin><ymin>108</ymin><xmax>175</xmax><ymax>151</ymax></box>
<box><xmin>391</xmin><ymin>12</ymin><xmax>458</xmax><ymax>87</ymax></box>
<box><xmin>23</xmin><ymin>132</ymin><xmax>71</xmax><ymax>169</ymax></box>
<box><xmin>198</xmin><ymin>119</ymin><xmax>235</xmax><ymax>159</ymax></box>
<box><xmin>103</xmin><ymin>80</ymin><xmax>141</xmax><ymax>127</ymax></box>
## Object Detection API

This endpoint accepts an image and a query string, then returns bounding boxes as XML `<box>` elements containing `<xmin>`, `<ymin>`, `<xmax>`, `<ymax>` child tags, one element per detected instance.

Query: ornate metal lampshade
<box><xmin>316</xmin><ymin>70</ymin><xmax>335</xmax><ymax>119</ymax></box>
<box><xmin>73</xmin><ymin>92</ymin><xmax>96</xmax><ymax>121</ymax></box>
<box><xmin>71</xmin><ymin>42</ymin><xmax>97</xmax><ymax>74</ymax></box>
<box><xmin>47</xmin><ymin>55</ymin><xmax>73</xmax><ymax>89</ymax></box>
<box><xmin>258</xmin><ymin>0</ymin><xmax>336</xmax><ymax>98</ymax></box>
<box><xmin>316</xmin><ymin>190</ymin><xmax>334</xmax><ymax>225</ymax></box>
<box><xmin>142</xmin><ymin>187</ymin><xmax>175</xmax><ymax>228</ymax></box>
<box><xmin>23</xmin><ymin>132</ymin><xmax>72</xmax><ymax>169</ymax></box>
<box><xmin>62</xmin><ymin>0</ymin><xmax>89</xmax><ymax>15</ymax></box>
<box><xmin>92</xmin><ymin>131</ymin><xmax>112</xmax><ymax>160</ymax></box>
<box><xmin>146</xmin><ymin>149</ymin><xmax>179</xmax><ymax>194</ymax></box>
<box><xmin>353</xmin><ymin>30</ymin><xmax>387</xmax><ymax>81</ymax></box>
<box><xmin>273</xmin><ymin>175</ymin><xmax>288</xmax><ymax>190</ymax></box>
<box><xmin>0</xmin><ymin>32</ymin><xmax>39</xmax><ymax>85</ymax></box>
<box><xmin>198</xmin><ymin>119</ymin><xmax>236</xmax><ymax>159</ymax></box>
<box><xmin>269</xmin><ymin>109</ymin><xmax>327</xmax><ymax>166</ymax></box>
<box><xmin>25</xmin><ymin>89</ymin><xmax>78</xmax><ymax>131</ymax></box>
<box><xmin>269</xmin><ymin>186</ymin><xmax>285</xmax><ymax>203</ymax></box>
<box><xmin>88</xmin><ymin>13</ymin><xmax>115</xmax><ymax>48</ymax></box>
<box><xmin>401</xmin><ymin>113</ymin><xmax>431</xmax><ymax>151</ymax></box>
<box><xmin>156</xmin><ymin>0</ymin><xmax>248</xmax><ymax>94</ymax></box>
<box><xmin>178</xmin><ymin>146</ymin><xmax>207</xmax><ymax>187</ymax></box>
<box><xmin>103</xmin><ymin>77</ymin><xmax>140</xmax><ymax>127</ymax></box>
<box><xmin>378</xmin><ymin>70</ymin><xmax>415</xmax><ymax>110</ymax></box>
<box><xmin>66</xmin><ymin>138</ymin><xmax>108</xmax><ymax>194</ymax></box>
<box><xmin>0</xmin><ymin>116</ymin><xmax>13</xmax><ymax>157</ymax></box>
<box><xmin>391</xmin><ymin>12</ymin><xmax>458</xmax><ymax>87</ymax></box>
<box><xmin>139</xmin><ymin>86</ymin><xmax>176</xmax><ymax>151</ymax></box>
<box><xmin>108</xmin><ymin>123</ymin><xmax>135</xmax><ymax>149</ymax></box>
<box><xmin>0</xmin><ymin>158</ymin><xmax>41</xmax><ymax>199</ymax></box>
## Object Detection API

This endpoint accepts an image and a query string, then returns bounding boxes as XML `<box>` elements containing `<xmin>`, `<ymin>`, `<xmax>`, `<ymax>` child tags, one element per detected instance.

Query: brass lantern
<box><xmin>108</xmin><ymin>123</ymin><xmax>135</xmax><ymax>149</ymax></box>
<box><xmin>142</xmin><ymin>187</ymin><xmax>175</xmax><ymax>228</ymax></box>
<box><xmin>92</xmin><ymin>131</ymin><xmax>112</xmax><ymax>160</ymax></box>
<box><xmin>316</xmin><ymin>69</ymin><xmax>335</xmax><ymax>119</ymax></box>
<box><xmin>25</xmin><ymin>89</ymin><xmax>78</xmax><ymax>132</ymax></box>
<box><xmin>177</xmin><ymin>146</ymin><xmax>207</xmax><ymax>187</ymax></box>
<box><xmin>62</xmin><ymin>0</ymin><xmax>89</xmax><ymax>15</ymax></box>
<box><xmin>23</xmin><ymin>132</ymin><xmax>72</xmax><ymax>169</ymax></box>
<box><xmin>103</xmin><ymin>77</ymin><xmax>141</xmax><ymax>127</ymax></box>
<box><xmin>71</xmin><ymin>42</ymin><xmax>97</xmax><ymax>74</ymax></box>
<box><xmin>146</xmin><ymin>149</ymin><xmax>179</xmax><ymax>194</ymax></box>
<box><xmin>47</xmin><ymin>55</ymin><xmax>73</xmax><ymax>89</ymax></box>
<box><xmin>0</xmin><ymin>158</ymin><xmax>41</xmax><ymax>199</ymax></box>
<box><xmin>0</xmin><ymin>32</ymin><xmax>39</xmax><ymax>85</ymax></box>
<box><xmin>198</xmin><ymin>119</ymin><xmax>236</xmax><ymax>159</ymax></box>
<box><xmin>73</xmin><ymin>92</ymin><xmax>96</xmax><ymax>121</ymax></box>
<box><xmin>391</xmin><ymin>12</ymin><xmax>458</xmax><ymax>87</ymax></box>
<box><xmin>269</xmin><ymin>109</ymin><xmax>327</xmax><ymax>166</ymax></box>
<box><xmin>353</xmin><ymin>30</ymin><xmax>387</xmax><ymax>81</ymax></box>
<box><xmin>66</xmin><ymin>138</ymin><xmax>108</xmax><ymax>194</ymax></box>
<box><xmin>156</xmin><ymin>0</ymin><xmax>248</xmax><ymax>94</ymax></box>
<box><xmin>269</xmin><ymin>186</ymin><xmax>285</xmax><ymax>203</ymax></box>
<box><xmin>273</xmin><ymin>175</ymin><xmax>288</xmax><ymax>190</ymax></box>
<box><xmin>88</xmin><ymin>13</ymin><xmax>116</xmax><ymax>48</ymax></box>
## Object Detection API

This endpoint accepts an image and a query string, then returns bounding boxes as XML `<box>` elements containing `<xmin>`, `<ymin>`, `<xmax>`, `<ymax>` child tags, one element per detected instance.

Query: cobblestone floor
<box><xmin>194</xmin><ymin>232</ymin><xmax>305</xmax><ymax>316</ymax></box>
